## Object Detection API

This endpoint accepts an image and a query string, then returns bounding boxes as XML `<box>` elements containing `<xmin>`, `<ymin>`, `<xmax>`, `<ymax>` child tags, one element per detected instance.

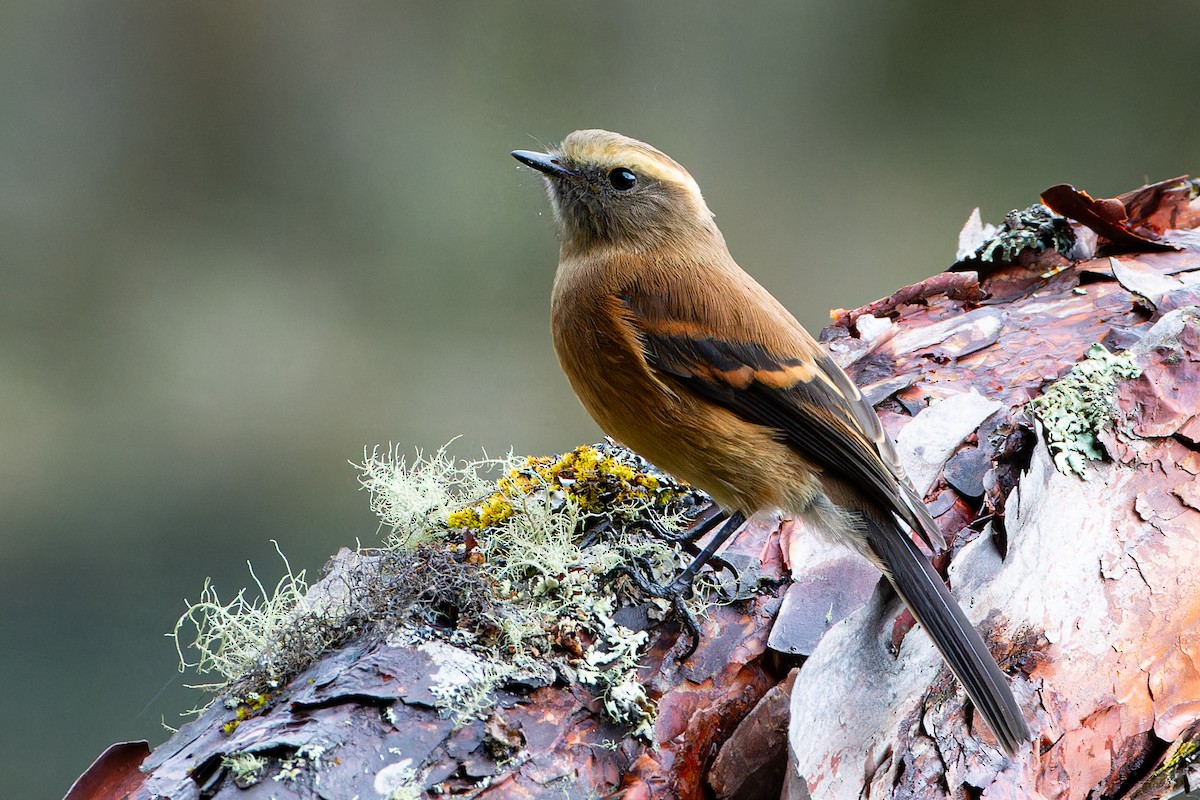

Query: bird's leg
<box><xmin>665</xmin><ymin>509</ymin><xmax>747</xmax><ymax>597</ymax></box>
<box><xmin>584</xmin><ymin>503</ymin><xmax>721</xmax><ymax>548</ymax></box>
<box><xmin>578</xmin><ymin>517</ymin><xmax>616</xmax><ymax>549</ymax></box>
<box><xmin>602</xmin><ymin>554</ymin><xmax>706</xmax><ymax>658</ymax></box>
<box><xmin>626</xmin><ymin>505</ymin><xmax>740</xmax><ymax>582</ymax></box>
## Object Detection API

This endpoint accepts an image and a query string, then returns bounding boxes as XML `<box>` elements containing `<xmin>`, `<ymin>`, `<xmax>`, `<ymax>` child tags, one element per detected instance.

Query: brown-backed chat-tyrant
<box><xmin>512</xmin><ymin>130</ymin><xmax>1029</xmax><ymax>756</ymax></box>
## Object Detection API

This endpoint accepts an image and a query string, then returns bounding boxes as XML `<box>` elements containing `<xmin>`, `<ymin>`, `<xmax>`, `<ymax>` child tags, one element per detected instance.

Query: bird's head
<box><xmin>513</xmin><ymin>129</ymin><xmax>717</xmax><ymax>252</ymax></box>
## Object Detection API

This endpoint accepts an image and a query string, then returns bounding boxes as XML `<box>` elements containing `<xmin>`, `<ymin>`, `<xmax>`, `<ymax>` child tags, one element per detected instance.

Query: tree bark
<box><xmin>69</xmin><ymin>177</ymin><xmax>1200</xmax><ymax>800</ymax></box>
<box><xmin>784</xmin><ymin>176</ymin><xmax>1200</xmax><ymax>799</ymax></box>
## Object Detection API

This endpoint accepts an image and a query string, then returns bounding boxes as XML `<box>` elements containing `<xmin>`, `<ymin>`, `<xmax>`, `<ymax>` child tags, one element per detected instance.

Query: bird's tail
<box><xmin>863</xmin><ymin>518</ymin><xmax>1030</xmax><ymax>756</ymax></box>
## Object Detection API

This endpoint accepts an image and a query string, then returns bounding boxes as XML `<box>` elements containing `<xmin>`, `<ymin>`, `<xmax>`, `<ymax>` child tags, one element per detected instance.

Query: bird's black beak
<box><xmin>512</xmin><ymin>150</ymin><xmax>575</xmax><ymax>179</ymax></box>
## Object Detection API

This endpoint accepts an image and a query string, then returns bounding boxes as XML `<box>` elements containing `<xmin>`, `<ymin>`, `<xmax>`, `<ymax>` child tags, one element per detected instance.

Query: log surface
<box><xmin>70</xmin><ymin>178</ymin><xmax>1200</xmax><ymax>800</ymax></box>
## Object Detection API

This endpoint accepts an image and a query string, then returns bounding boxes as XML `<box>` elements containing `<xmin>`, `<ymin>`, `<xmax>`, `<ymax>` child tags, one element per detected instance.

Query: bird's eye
<box><xmin>608</xmin><ymin>168</ymin><xmax>637</xmax><ymax>191</ymax></box>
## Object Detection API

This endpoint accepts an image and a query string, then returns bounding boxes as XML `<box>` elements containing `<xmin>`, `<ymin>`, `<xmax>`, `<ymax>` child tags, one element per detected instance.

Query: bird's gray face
<box><xmin>512</xmin><ymin>134</ymin><xmax>712</xmax><ymax>251</ymax></box>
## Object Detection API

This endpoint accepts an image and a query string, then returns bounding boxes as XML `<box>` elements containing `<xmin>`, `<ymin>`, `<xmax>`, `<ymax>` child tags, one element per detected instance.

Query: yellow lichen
<box><xmin>1162</xmin><ymin>739</ymin><xmax>1200</xmax><ymax>772</ymax></box>
<box><xmin>448</xmin><ymin>445</ymin><xmax>676</xmax><ymax>529</ymax></box>
<box><xmin>221</xmin><ymin>692</ymin><xmax>272</xmax><ymax>734</ymax></box>
<box><xmin>447</xmin><ymin>492</ymin><xmax>515</xmax><ymax>530</ymax></box>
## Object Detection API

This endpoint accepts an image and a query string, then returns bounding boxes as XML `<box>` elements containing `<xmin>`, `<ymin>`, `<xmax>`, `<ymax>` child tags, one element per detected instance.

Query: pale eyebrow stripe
<box><xmin>564</xmin><ymin>136</ymin><xmax>711</xmax><ymax>212</ymax></box>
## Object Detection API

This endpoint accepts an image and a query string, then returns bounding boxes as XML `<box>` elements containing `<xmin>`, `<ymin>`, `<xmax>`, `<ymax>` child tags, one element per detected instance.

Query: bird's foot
<box><xmin>601</xmin><ymin>554</ymin><xmax>706</xmax><ymax>659</ymax></box>
<box><xmin>600</xmin><ymin>507</ymin><xmax>748</xmax><ymax>659</ymax></box>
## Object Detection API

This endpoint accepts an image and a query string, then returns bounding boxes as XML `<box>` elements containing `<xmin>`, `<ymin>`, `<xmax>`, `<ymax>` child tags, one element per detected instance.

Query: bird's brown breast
<box><xmin>549</xmin><ymin>251</ymin><xmax>822</xmax><ymax>514</ymax></box>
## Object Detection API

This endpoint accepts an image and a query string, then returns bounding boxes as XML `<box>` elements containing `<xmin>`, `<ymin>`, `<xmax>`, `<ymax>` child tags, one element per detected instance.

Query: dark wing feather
<box><xmin>819</xmin><ymin>359</ymin><xmax>946</xmax><ymax>549</ymax></box>
<box><xmin>622</xmin><ymin>296</ymin><xmax>941</xmax><ymax>549</ymax></box>
<box><xmin>861</xmin><ymin>515</ymin><xmax>1029</xmax><ymax>755</ymax></box>
<box><xmin>617</xmin><ymin>297</ymin><xmax>1028</xmax><ymax>754</ymax></box>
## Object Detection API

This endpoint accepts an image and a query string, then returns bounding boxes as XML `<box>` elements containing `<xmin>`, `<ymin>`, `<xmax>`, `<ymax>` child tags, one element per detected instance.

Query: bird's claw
<box><xmin>601</xmin><ymin>555</ymin><xmax>707</xmax><ymax>659</ymax></box>
<box><xmin>598</xmin><ymin>505</ymin><xmax>746</xmax><ymax>660</ymax></box>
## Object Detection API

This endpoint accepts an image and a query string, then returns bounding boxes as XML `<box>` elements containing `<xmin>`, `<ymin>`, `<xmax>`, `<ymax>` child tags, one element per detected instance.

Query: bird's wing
<box><xmin>618</xmin><ymin>293</ymin><xmax>945</xmax><ymax>551</ymax></box>
<box><xmin>817</xmin><ymin>358</ymin><xmax>946</xmax><ymax>550</ymax></box>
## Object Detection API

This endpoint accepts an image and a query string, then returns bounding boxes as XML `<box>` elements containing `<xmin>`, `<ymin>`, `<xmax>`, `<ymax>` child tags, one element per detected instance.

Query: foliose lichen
<box><xmin>963</xmin><ymin>203</ymin><xmax>1075</xmax><ymax>265</ymax></box>
<box><xmin>1029</xmin><ymin>343</ymin><xmax>1141</xmax><ymax>476</ymax></box>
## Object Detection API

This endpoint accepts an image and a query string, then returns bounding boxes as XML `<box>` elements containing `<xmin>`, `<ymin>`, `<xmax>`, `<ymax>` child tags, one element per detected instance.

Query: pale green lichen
<box><xmin>273</xmin><ymin>743</ymin><xmax>327</xmax><ymax>785</ymax></box>
<box><xmin>173</xmin><ymin>441</ymin><xmax>713</xmax><ymax>742</ymax></box>
<box><xmin>357</xmin><ymin>442</ymin><xmax>506</xmax><ymax>550</ymax></box>
<box><xmin>383</xmin><ymin>768</ymin><xmax>423</xmax><ymax>800</ymax></box>
<box><xmin>221</xmin><ymin>752</ymin><xmax>267</xmax><ymax>787</ymax></box>
<box><xmin>575</xmin><ymin>599</ymin><xmax>654</xmax><ymax>738</ymax></box>
<box><xmin>172</xmin><ymin>542</ymin><xmax>314</xmax><ymax>692</ymax></box>
<box><xmin>424</xmin><ymin>648</ymin><xmax>518</xmax><ymax>729</ymax></box>
<box><xmin>1029</xmin><ymin>343</ymin><xmax>1141</xmax><ymax>476</ymax></box>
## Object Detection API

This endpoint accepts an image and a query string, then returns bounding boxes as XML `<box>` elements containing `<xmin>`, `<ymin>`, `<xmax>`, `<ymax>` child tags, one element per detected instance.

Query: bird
<box><xmin>511</xmin><ymin>129</ymin><xmax>1030</xmax><ymax>756</ymax></box>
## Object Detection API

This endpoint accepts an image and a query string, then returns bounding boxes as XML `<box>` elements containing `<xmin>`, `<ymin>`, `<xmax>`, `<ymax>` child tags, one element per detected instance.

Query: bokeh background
<box><xmin>3</xmin><ymin>2</ymin><xmax>1197</xmax><ymax>795</ymax></box>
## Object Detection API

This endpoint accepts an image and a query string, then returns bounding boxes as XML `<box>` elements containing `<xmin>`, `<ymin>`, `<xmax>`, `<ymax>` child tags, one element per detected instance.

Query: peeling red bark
<box><xmin>75</xmin><ymin>176</ymin><xmax>1200</xmax><ymax>800</ymax></box>
<box><xmin>785</xmin><ymin>177</ymin><xmax>1200</xmax><ymax>799</ymax></box>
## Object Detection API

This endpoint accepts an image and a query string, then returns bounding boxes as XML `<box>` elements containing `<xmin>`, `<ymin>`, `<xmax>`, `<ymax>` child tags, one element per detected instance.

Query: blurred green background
<box><xmin>3</xmin><ymin>1</ymin><xmax>1196</xmax><ymax>795</ymax></box>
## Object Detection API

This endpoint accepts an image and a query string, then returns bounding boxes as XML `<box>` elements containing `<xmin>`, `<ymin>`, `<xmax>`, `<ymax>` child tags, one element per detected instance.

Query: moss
<box><xmin>1028</xmin><ymin>343</ymin><xmax>1141</xmax><ymax>476</ymax></box>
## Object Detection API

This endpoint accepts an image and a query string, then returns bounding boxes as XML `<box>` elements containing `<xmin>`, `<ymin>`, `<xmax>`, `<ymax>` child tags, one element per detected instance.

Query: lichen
<box><xmin>962</xmin><ymin>203</ymin><xmax>1075</xmax><ymax>266</ymax></box>
<box><xmin>1029</xmin><ymin>343</ymin><xmax>1141</xmax><ymax>476</ymax></box>
<box><xmin>357</xmin><ymin>442</ymin><xmax>501</xmax><ymax>550</ymax></box>
<box><xmin>1149</xmin><ymin>736</ymin><xmax>1200</xmax><ymax>795</ymax></box>
<box><xmin>574</xmin><ymin>599</ymin><xmax>655</xmax><ymax>738</ymax></box>
<box><xmin>382</xmin><ymin>768</ymin><xmax>423</xmax><ymax>800</ymax></box>
<box><xmin>446</xmin><ymin>445</ymin><xmax>686</xmax><ymax>531</ymax></box>
<box><xmin>172</xmin><ymin>542</ymin><xmax>324</xmax><ymax>692</ymax></box>
<box><xmin>172</xmin><ymin>440</ymin><xmax>715</xmax><ymax>743</ymax></box>
<box><xmin>1163</xmin><ymin>739</ymin><xmax>1200</xmax><ymax>771</ymax></box>
<box><xmin>422</xmin><ymin>643</ymin><xmax>518</xmax><ymax>729</ymax></box>
<box><xmin>221</xmin><ymin>752</ymin><xmax>267</xmax><ymax>787</ymax></box>
<box><xmin>219</xmin><ymin>692</ymin><xmax>272</xmax><ymax>734</ymax></box>
<box><xmin>273</xmin><ymin>743</ymin><xmax>328</xmax><ymax>786</ymax></box>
